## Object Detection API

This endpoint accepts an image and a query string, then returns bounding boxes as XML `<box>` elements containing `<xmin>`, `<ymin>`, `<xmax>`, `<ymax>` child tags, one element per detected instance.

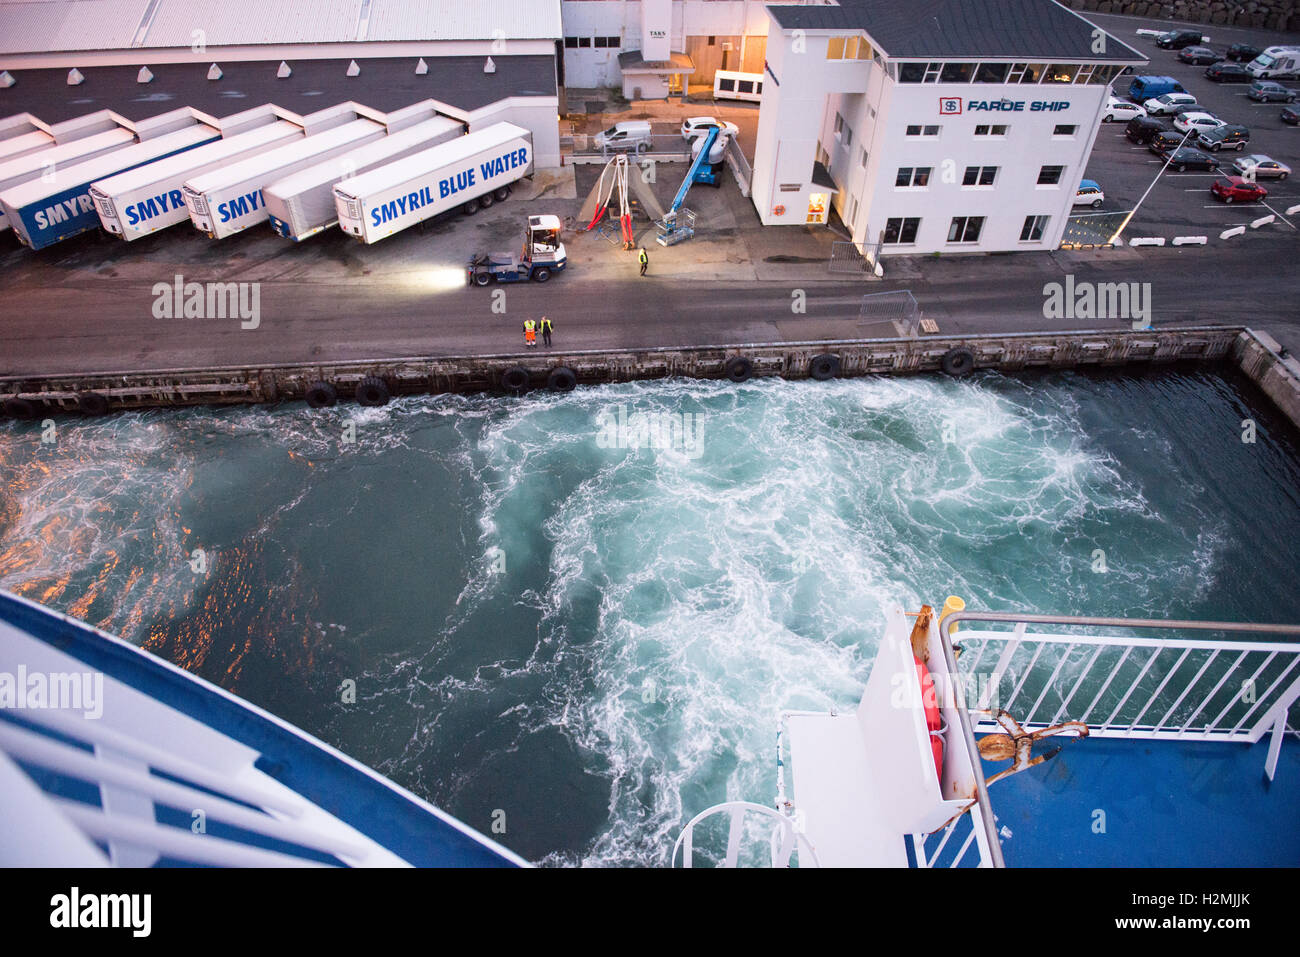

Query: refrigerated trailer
<box><xmin>182</xmin><ymin>118</ymin><xmax>386</xmax><ymax>238</ymax></box>
<box><xmin>92</xmin><ymin>120</ymin><xmax>304</xmax><ymax>240</ymax></box>
<box><xmin>264</xmin><ymin>116</ymin><xmax>462</xmax><ymax>241</ymax></box>
<box><xmin>333</xmin><ymin>123</ymin><xmax>532</xmax><ymax>244</ymax></box>
<box><xmin>2</xmin><ymin>122</ymin><xmax>221</xmax><ymax>249</ymax></box>
<box><xmin>0</xmin><ymin>127</ymin><xmax>137</xmax><ymax>232</ymax></box>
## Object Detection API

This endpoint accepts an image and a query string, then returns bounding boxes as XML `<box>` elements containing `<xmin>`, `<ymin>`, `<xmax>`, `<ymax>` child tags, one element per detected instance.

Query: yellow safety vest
<box><xmin>524</xmin><ymin>320</ymin><xmax>535</xmax><ymax>331</ymax></box>
<box><xmin>638</xmin><ymin>250</ymin><xmax>648</xmax><ymax>263</ymax></box>
<box><xmin>540</xmin><ymin>318</ymin><xmax>553</xmax><ymax>332</ymax></box>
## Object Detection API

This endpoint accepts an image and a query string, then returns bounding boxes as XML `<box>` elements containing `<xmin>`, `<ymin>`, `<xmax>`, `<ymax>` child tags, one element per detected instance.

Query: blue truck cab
<box><xmin>1128</xmin><ymin>75</ymin><xmax>1187</xmax><ymax>103</ymax></box>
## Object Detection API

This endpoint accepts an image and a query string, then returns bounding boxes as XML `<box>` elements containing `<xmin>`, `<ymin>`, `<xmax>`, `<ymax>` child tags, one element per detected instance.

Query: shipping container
<box><xmin>92</xmin><ymin>121</ymin><xmax>304</xmax><ymax>240</ymax></box>
<box><xmin>264</xmin><ymin>116</ymin><xmax>462</xmax><ymax>241</ymax></box>
<box><xmin>182</xmin><ymin>119</ymin><xmax>386</xmax><ymax>238</ymax></box>
<box><xmin>333</xmin><ymin>123</ymin><xmax>532</xmax><ymax>244</ymax></box>
<box><xmin>2</xmin><ymin>123</ymin><xmax>221</xmax><ymax>249</ymax></box>
<box><xmin>0</xmin><ymin>127</ymin><xmax>137</xmax><ymax>233</ymax></box>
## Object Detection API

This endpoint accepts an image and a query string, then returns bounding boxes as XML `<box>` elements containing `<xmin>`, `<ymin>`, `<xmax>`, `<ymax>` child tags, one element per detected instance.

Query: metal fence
<box><xmin>829</xmin><ymin>240</ymin><xmax>882</xmax><ymax>276</ymax></box>
<box><xmin>858</xmin><ymin>289</ymin><xmax>921</xmax><ymax>336</ymax></box>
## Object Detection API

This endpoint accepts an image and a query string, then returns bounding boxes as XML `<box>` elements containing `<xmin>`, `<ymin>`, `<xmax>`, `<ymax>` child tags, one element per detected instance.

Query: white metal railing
<box><xmin>910</xmin><ymin>802</ymin><xmax>993</xmax><ymax>868</ymax></box>
<box><xmin>672</xmin><ymin>801</ymin><xmax>821</xmax><ymax>868</ymax></box>
<box><xmin>940</xmin><ymin>612</ymin><xmax>1300</xmax><ymax>780</ymax></box>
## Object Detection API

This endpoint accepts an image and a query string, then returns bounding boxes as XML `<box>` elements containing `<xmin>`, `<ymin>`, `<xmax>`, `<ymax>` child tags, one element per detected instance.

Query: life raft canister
<box><xmin>914</xmin><ymin>655</ymin><xmax>945</xmax><ymax>782</ymax></box>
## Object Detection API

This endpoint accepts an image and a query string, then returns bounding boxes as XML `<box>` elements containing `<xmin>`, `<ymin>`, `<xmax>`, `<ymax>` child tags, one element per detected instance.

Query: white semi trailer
<box><xmin>264</xmin><ymin>115</ymin><xmax>462</xmax><ymax>241</ymax></box>
<box><xmin>333</xmin><ymin>122</ymin><xmax>532</xmax><ymax>244</ymax></box>
<box><xmin>183</xmin><ymin>118</ymin><xmax>386</xmax><ymax>239</ymax></box>
<box><xmin>0</xmin><ymin>127</ymin><xmax>137</xmax><ymax>232</ymax></box>
<box><xmin>92</xmin><ymin>118</ymin><xmax>304</xmax><ymax>240</ymax></box>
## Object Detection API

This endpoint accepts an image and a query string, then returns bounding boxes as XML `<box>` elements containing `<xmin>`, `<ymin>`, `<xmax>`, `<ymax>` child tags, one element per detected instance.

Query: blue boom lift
<box><xmin>655</xmin><ymin>125</ymin><xmax>726</xmax><ymax>246</ymax></box>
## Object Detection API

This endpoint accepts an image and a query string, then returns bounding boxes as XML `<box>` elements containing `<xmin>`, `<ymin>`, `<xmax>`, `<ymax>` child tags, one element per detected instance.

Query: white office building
<box><xmin>752</xmin><ymin>0</ymin><xmax>1147</xmax><ymax>254</ymax></box>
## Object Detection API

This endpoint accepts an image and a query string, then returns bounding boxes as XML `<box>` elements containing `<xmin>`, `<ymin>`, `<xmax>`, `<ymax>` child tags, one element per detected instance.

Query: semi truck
<box><xmin>92</xmin><ymin>117</ymin><xmax>304</xmax><ymax>240</ymax></box>
<box><xmin>333</xmin><ymin>122</ymin><xmax>532</xmax><ymax>244</ymax></box>
<box><xmin>0</xmin><ymin>114</ymin><xmax>55</xmax><ymax>164</ymax></box>
<box><xmin>467</xmin><ymin>214</ymin><xmax>567</xmax><ymax>285</ymax></box>
<box><xmin>182</xmin><ymin>117</ymin><xmax>386</xmax><ymax>239</ymax></box>
<box><xmin>0</xmin><ymin>127</ymin><xmax>137</xmax><ymax>233</ymax></box>
<box><xmin>264</xmin><ymin>115</ymin><xmax>462</xmax><ymax>241</ymax></box>
<box><xmin>2</xmin><ymin>120</ymin><xmax>221</xmax><ymax>249</ymax></box>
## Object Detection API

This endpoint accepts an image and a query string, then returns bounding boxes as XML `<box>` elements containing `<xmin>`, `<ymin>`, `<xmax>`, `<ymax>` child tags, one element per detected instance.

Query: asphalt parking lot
<box><xmin>1080</xmin><ymin>13</ymin><xmax>1300</xmax><ymax>242</ymax></box>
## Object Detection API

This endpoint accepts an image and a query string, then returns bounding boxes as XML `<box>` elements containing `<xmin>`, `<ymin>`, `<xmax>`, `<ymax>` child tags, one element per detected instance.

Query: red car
<box><xmin>1211</xmin><ymin>176</ymin><xmax>1268</xmax><ymax>203</ymax></box>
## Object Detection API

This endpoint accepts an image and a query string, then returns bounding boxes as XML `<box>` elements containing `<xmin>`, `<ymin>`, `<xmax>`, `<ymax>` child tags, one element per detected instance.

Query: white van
<box><xmin>593</xmin><ymin>120</ymin><xmax>652</xmax><ymax>153</ymax></box>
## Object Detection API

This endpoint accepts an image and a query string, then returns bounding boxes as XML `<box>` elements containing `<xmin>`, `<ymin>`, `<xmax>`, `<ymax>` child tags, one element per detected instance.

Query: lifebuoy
<box><xmin>809</xmin><ymin>354</ymin><xmax>840</xmax><ymax>381</ymax></box>
<box><xmin>304</xmin><ymin>381</ymin><xmax>338</xmax><ymax>409</ymax></box>
<box><xmin>355</xmin><ymin>376</ymin><xmax>390</xmax><ymax>407</ymax></box>
<box><xmin>915</xmin><ymin>655</ymin><xmax>945</xmax><ymax>781</ymax></box>
<box><xmin>940</xmin><ymin>347</ymin><xmax>976</xmax><ymax>377</ymax></box>
<box><xmin>773</xmin><ymin>204</ymin><xmax>785</xmax><ymax>217</ymax></box>
<box><xmin>725</xmin><ymin>356</ymin><xmax>753</xmax><ymax>383</ymax></box>
<box><xmin>501</xmin><ymin>366</ymin><xmax>529</xmax><ymax>395</ymax></box>
<box><xmin>76</xmin><ymin>392</ymin><xmax>110</xmax><ymax>416</ymax></box>
<box><xmin>547</xmin><ymin>366</ymin><xmax>577</xmax><ymax>393</ymax></box>
<box><xmin>2</xmin><ymin>396</ymin><xmax>37</xmax><ymax>420</ymax></box>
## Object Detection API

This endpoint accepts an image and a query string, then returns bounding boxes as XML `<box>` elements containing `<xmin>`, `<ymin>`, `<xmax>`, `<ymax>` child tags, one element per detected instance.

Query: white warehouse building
<box><xmin>752</xmin><ymin>0</ymin><xmax>1147</xmax><ymax>254</ymax></box>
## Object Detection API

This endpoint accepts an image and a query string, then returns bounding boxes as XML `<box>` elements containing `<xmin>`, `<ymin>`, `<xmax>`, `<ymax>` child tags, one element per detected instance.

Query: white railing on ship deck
<box><xmin>940</xmin><ymin>612</ymin><xmax>1300</xmax><ymax>780</ymax></box>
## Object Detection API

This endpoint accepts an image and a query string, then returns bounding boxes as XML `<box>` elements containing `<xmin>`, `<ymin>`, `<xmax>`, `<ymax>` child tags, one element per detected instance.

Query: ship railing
<box><xmin>939</xmin><ymin>612</ymin><xmax>1300</xmax><ymax>780</ymax></box>
<box><xmin>910</xmin><ymin>803</ymin><xmax>993</xmax><ymax>868</ymax></box>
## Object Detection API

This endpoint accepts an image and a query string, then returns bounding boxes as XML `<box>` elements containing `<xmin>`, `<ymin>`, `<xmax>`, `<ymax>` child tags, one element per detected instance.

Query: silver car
<box><xmin>1233</xmin><ymin>154</ymin><xmax>1291</xmax><ymax>180</ymax></box>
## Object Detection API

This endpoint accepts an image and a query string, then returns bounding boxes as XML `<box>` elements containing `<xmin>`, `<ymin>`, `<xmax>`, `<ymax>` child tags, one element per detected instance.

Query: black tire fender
<box><xmin>940</xmin><ymin>347</ymin><xmax>976</xmax><ymax>377</ymax></box>
<box><xmin>547</xmin><ymin>366</ymin><xmax>578</xmax><ymax>393</ymax></box>
<box><xmin>76</xmin><ymin>392</ymin><xmax>110</xmax><ymax>416</ymax></box>
<box><xmin>725</xmin><ymin>356</ymin><xmax>754</xmax><ymax>383</ymax></box>
<box><xmin>305</xmin><ymin>381</ymin><xmax>338</xmax><ymax>409</ymax></box>
<box><xmin>809</xmin><ymin>354</ymin><xmax>840</xmax><ymax>381</ymax></box>
<box><xmin>501</xmin><ymin>366</ymin><xmax>530</xmax><ymax>395</ymax></box>
<box><xmin>355</xmin><ymin>376</ymin><xmax>390</xmax><ymax>407</ymax></box>
<box><xmin>2</xmin><ymin>396</ymin><xmax>38</xmax><ymax>420</ymax></box>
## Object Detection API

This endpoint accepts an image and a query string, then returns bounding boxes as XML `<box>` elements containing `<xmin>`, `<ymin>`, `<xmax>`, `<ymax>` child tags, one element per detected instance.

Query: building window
<box><xmin>905</xmin><ymin>125</ymin><xmax>941</xmax><ymax>137</ymax></box>
<box><xmin>940</xmin><ymin>62</ymin><xmax>975</xmax><ymax>83</ymax></box>
<box><xmin>895</xmin><ymin>167</ymin><xmax>932</xmax><ymax>188</ymax></box>
<box><xmin>1007</xmin><ymin>63</ymin><xmax>1045</xmax><ymax>84</ymax></box>
<box><xmin>594</xmin><ymin>36</ymin><xmax>609</xmax><ymax>48</ymax></box>
<box><xmin>564</xmin><ymin>37</ymin><xmax>578</xmax><ymax>49</ymax></box>
<box><xmin>1020</xmin><ymin>215</ymin><xmax>1050</xmax><ymax>242</ymax></box>
<box><xmin>974</xmin><ymin>124</ymin><xmax>1008</xmax><ymax>136</ymax></box>
<box><xmin>578</xmin><ymin>37</ymin><xmax>592</xmax><ymax>48</ymax></box>
<box><xmin>718</xmin><ymin>77</ymin><xmax>735</xmax><ymax>91</ymax></box>
<box><xmin>1045</xmin><ymin>64</ymin><xmax>1078</xmax><ymax>83</ymax></box>
<box><xmin>1073</xmin><ymin>64</ymin><xmax>1097</xmax><ymax>84</ymax></box>
<box><xmin>860</xmin><ymin>146</ymin><xmax>869</xmax><ymax>168</ymax></box>
<box><xmin>827</xmin><ymin>36</ymin><xmax>872</xmax><ymax>60</ymax></box>
<box><xmin>947</xmin><ymin>216</ymin><xmax>985</xmax><ymax>243</ymax></box>
<box><xmin>899</xmin><ymin>62</ymin><xmax>925</xmax><ymax>83</ymax></box>
<box><xmin>962</xmin><ymin>165</ymin><xmax>998</xmax><ymax>186</ymax></box>
<box><xmin>884</xmin><ymin>217</ymin><xmax>921</xmax><ymax>244</ymax></box>
<box><xmin>849</xmin><ymin>196</ymin><xmax>860</xmax><ymax>227</ymax></box>
<box><xmin>834</xmin><ymin>113</ymin><xmax>852</xmax><ymax>146</ymax></box>
<box><xmin>807</xmin><ymin>193</ymin><xmax>827</xmax><ymax>224</ymax></box>
<box><xmin>1053</xmin><ymin>124</ymin><xmax>1077</xmax><ymax>137</ymax></box>
<box><xmin>1037</xmin><ymin>165</ymin><xmax>1065</xmax><ymax>185</ymax></box>
<box><xmin>708</xmin><ymin>36</ymin><xmax>716</xmax><ymax>46</ymax></box>
<box><xmin>974</xmin><ymin>62</ymin><xmax>1010</xmax><ymax>83</ymax></box>
<box><xmin>594</xmin><ymin>36</ymin><xmax>621</xmax><ymax>49</ymax></box>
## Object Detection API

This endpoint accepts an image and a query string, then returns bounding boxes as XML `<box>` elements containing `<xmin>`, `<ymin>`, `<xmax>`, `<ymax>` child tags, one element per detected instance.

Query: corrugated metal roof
<box><xmin>0</xmin><ymin>0</ymin><xmax>562</xmax><ymax>54</ymax></box>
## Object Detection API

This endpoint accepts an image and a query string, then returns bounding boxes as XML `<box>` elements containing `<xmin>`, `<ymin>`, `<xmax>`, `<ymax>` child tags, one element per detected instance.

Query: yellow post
<box><xmin>940</xmin><ymin>595</ymin><xmax>966</xmax><ymax>634</ymax></box>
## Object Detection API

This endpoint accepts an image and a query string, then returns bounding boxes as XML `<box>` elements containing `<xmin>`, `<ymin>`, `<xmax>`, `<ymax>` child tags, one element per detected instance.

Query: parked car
<box><xmin>1233</xmin><ymin>154</ymin><xmax>1291</xmax><ymax>180</ymax></box>
<box><xmin>1126</xmin><ymin>116</ymin><xmax>1173</xmax><ymax>144</ymax></box>
<box><xmin>1103</xmin><ymin>96</ymin><xmax>1146</xmax><ymax>122</ymax></box>
<box><xmin>1173</xmin><ymin>111</ymin><xmax>1223</xmax><ymax>134</ymax></box>
<box><xmin>1149</xmin><ymin>130</ymin><xmax>1187</xmax><ymax>155</ymax></box>
<box><xmin>1210</xmin><ymin>177</ymin><xmax>1268</xmax><ymax>203</ymax></box>
<box><xmin>1205</xmin><ymin>61</ymin><xmax>1252</xmax><ymax>83</ymax></box>
<box><xmin>1281</xmin><ymin>106</ymin><xmax>1300</xmax><ymax>125</ymax></box>
<box><xmin>1128</xmin><ymin>75</ymin><xmax>1186</xmax><ymax>103</ymax></box>
<box><xmin>593</xmin><ymin>120</ymin><xmax>653</xmax><ymax>153</ymax></box>
<box><xmin>1156</xmin><ymin>30</ymin><xmax>1205</xmax><ymax>50</ymax></box>
<box><xmin>1247</xmin><ymin>80</ymin><xmax>1297</xmax><ymax>102</ymax></box>
<box><xmin>1074</xmin><ymin>179</ymin><xmax>1105</xmax><ymax>208</ymax></box>
<box><xmin>1226</xmin><ymin>43</ymin><xmax>1263</xmax><ymax>62</ymax></box>
<box><xmin>680</xmin><ymin>117</ymin><xmax>739</xmax><ymax>141</ymax></box>
<box><xmin>1197</xmin><ymin>124</ymin><xmax>1250</xmax><ymax>152</ymax></box>
<box><xmin>1164</xmin><ymin>148</ymin><xmax>1219</xmax><ymax>172</ymax></box>
<box><xmin>1144</xmin><ymin>92</ymin><xmax>1198</xmax><ymax>115</ymax></box>
<box><xmin>1178</xmin><ymin>46</ymin><xmax>1221</xmax><ymax>65</ymax></box>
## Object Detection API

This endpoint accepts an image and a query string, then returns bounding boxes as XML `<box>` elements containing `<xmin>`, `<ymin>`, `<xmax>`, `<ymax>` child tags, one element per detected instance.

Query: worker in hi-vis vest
<box><xmin>523</xmin><ymin>318</ymin><xmax>537</xmax><ymax>348</ymax></box>
<box><xmin>540</xmin><ymin>316</ymin><xmax>553</xmax><ymax>347</ymax></box>
<box><xmin>638</xmin><ymin>247</ymin><xmax>649</xmax><ymax>276</ymax></box>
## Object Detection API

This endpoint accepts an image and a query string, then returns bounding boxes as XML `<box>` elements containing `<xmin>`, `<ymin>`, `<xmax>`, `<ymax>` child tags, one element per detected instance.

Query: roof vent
<box><xmin>347</xmin><ymin>60</ymin><xmax>361</xmax><ymax>77</ymax></box>
<box><xmin>277</xmin><ymin>61</ymin><xmax>292</xmax><ymax>79</ymax></box>
<box><xmin>0</xmin><ymin>71</ymin><xmax>15</xmax><ymax>89</ymax></box>
<box><xmin>484</xmin><ymin>56</ymin><xmax>496</xmax><ymax>74</ymax></box>
<box><xmin>137</xmin><ymin>66</ymin><xmax>154</xmax><ymax>83</ymax></box>
<box><xmin>67</xmin><ymin>68</ymin><xmax>85</xmax><ymax>85</ymax></box>
<box><xmin>415</xmin><ymin>58</ymin><xmax>428</xmax><ymax>75</ymax></box>
<box><xmin>207</xmin><ymin>63</ymin><xmax>223</xmax><ymax>81</ymax></box>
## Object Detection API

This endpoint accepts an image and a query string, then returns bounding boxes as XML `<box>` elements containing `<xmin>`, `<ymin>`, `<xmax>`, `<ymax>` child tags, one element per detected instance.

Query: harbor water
<box><xmin>1</xmin><ymin>368</ymin><xmax>1298</xmax><ymax>865</ymax></box>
